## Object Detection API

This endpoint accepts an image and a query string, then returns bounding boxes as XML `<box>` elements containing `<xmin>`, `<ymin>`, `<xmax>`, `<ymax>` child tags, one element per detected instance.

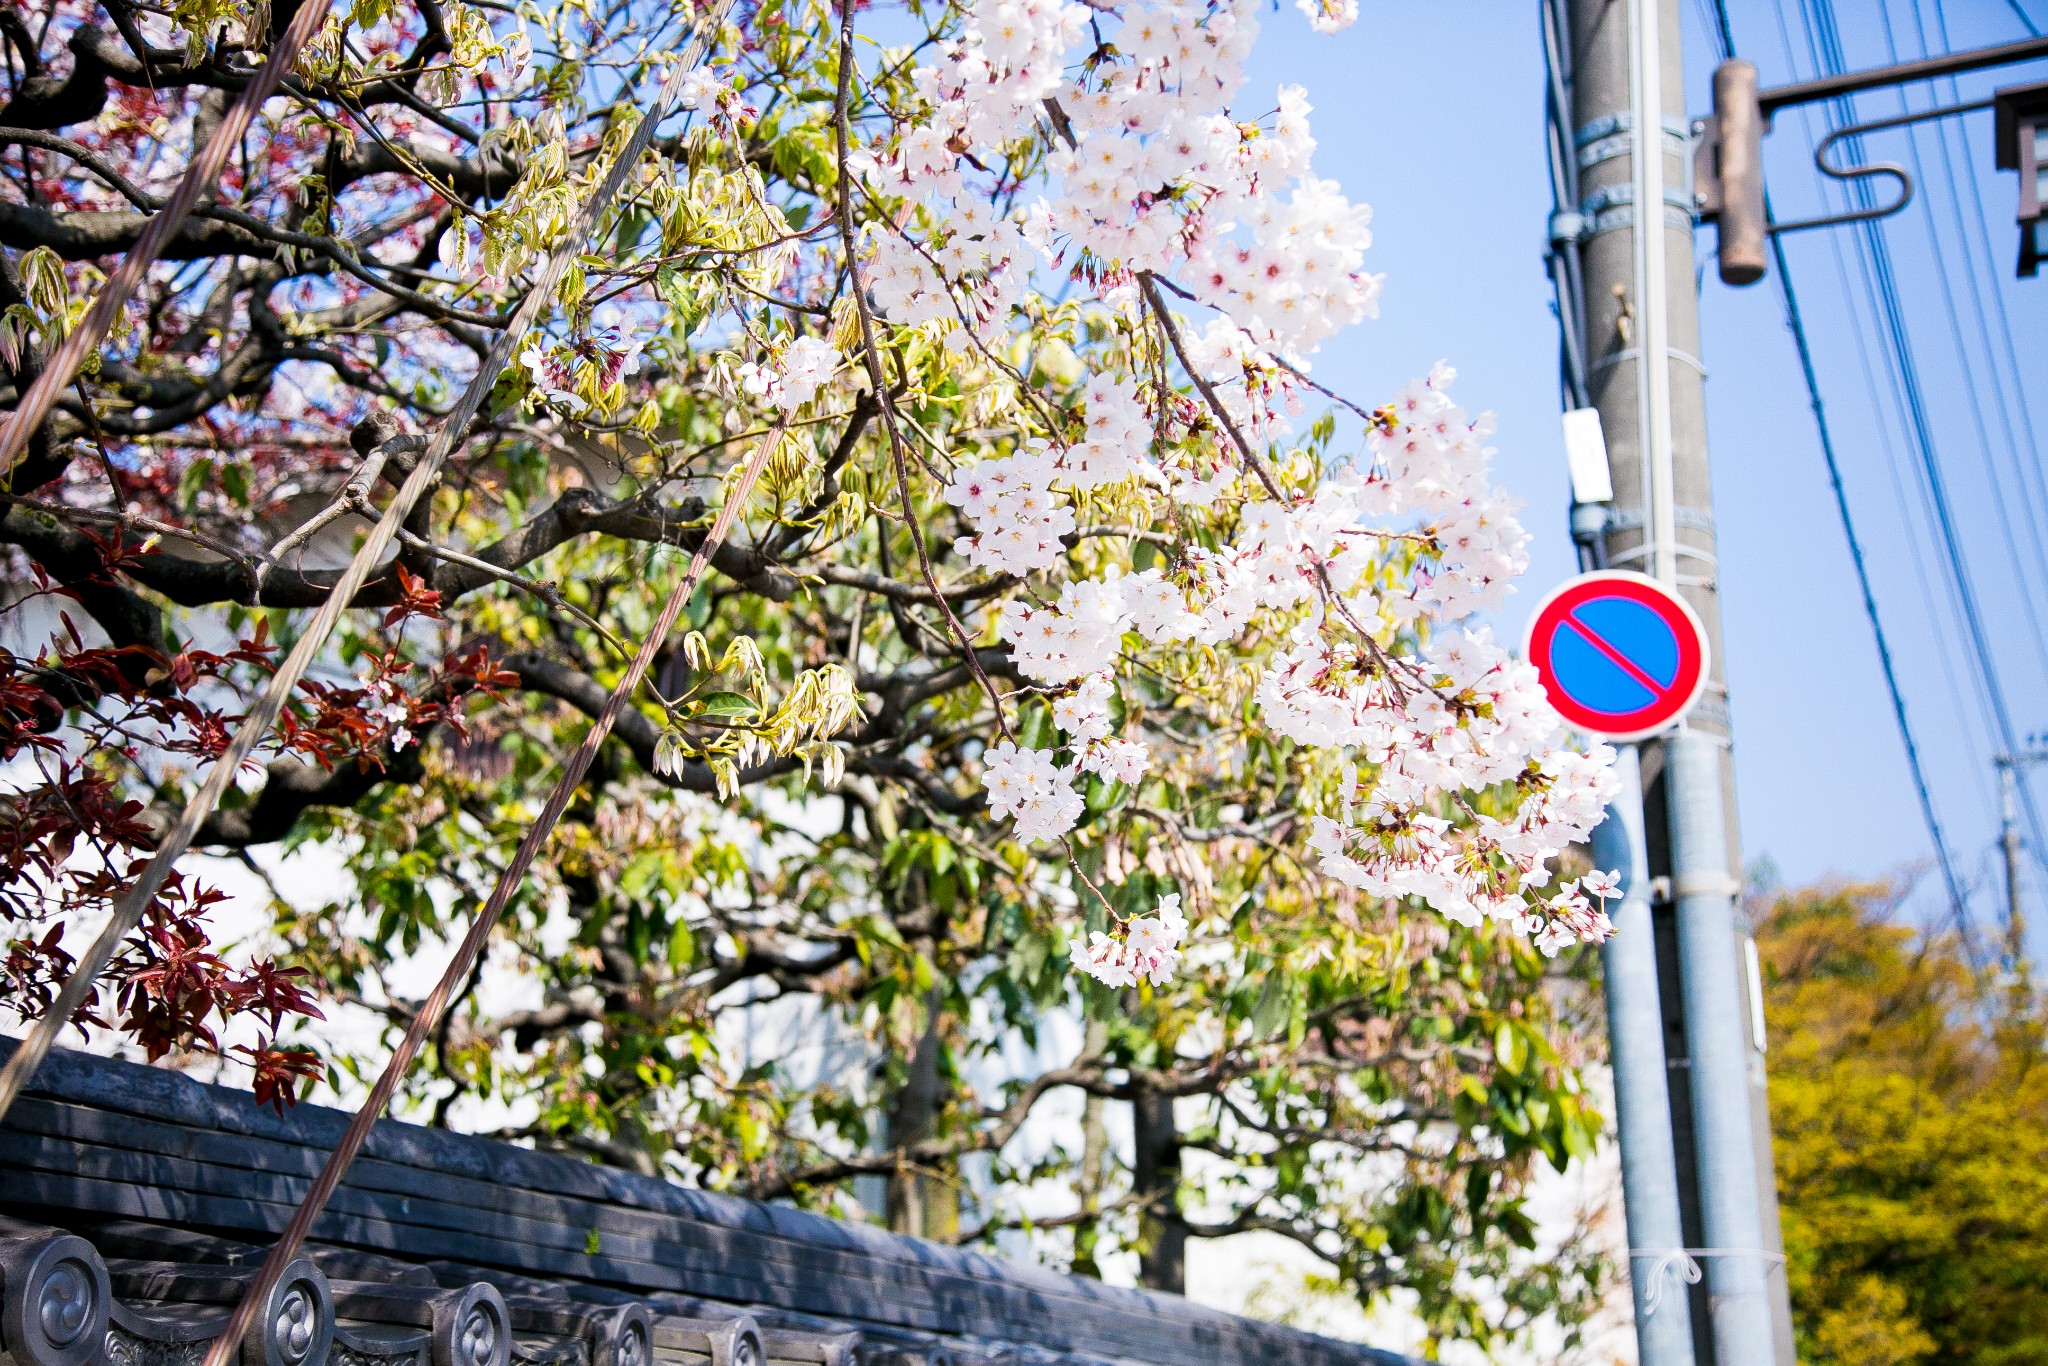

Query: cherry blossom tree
<box><xmin>0</xmin><ymin>0</ymin><xmax>1619</xmax><ymax>1349</ymax></box>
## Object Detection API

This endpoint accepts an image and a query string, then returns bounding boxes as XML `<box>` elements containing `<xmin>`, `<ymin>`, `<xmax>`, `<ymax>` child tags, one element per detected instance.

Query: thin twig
<box><xmin>255</xmin><ymin>439</ymin><xmax>417</xmax><ymax>591</ymax></box>
<box><xmin>832</xmin><ymin>1</ymin><xmax>1118</xmax><ymax>925</ymax></box>
<box><xmin>392</xmin><ymin>527</ymin><xmax>636</xmax><ymax>662</ymax></box>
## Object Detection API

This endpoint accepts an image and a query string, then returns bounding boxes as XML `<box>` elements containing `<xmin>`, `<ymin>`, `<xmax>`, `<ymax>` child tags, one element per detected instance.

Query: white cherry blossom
<box><xmin>857</xmin><ymin>0</ymin><xmax>1624</xmax><ymax>976</ymax></box>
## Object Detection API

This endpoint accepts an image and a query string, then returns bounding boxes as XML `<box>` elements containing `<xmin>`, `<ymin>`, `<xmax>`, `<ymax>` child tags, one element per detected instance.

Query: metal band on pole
<box><xmin>0</xmin><ymin>1</ymin><xmax>737</xmax><ymax>1127</ymax></box>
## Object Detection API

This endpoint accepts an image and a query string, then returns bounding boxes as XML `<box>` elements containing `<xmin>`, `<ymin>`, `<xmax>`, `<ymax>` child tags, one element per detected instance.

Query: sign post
<box><xmin>1527</xmin><ymin>569</ymin><xmax>1716</xmax><ymax>1363</ymax></box>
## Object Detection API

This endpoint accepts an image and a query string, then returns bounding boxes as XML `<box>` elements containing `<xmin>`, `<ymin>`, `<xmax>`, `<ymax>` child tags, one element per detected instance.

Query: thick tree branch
<box><xmin>146</xmin><ymin>743</ymin><xmax>429</xmax><ymax>849</ymax></box>
<box><xmin>743</xmin><ymin>1063</ymin><xmax>1101</xmax><ymax>1201</ymax></box>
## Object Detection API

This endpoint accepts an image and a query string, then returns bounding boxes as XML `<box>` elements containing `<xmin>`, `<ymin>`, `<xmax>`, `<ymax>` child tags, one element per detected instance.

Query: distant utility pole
<box><xmin>1554</xmin><ymin>1</ymin><xmax>1795</xmax><ymax>1363</ymax></box>
<box><xmin>1997</xmin><ymin>749</ymin><xmax>2048</xmax><ymax>965</ymax></box>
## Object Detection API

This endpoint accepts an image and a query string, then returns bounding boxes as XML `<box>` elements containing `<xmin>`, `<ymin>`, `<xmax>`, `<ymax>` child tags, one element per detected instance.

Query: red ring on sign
<box><xmin>1522</xmin><ymin>570</ymin><xmax>1710</xmax><ymax>742</ymax></box>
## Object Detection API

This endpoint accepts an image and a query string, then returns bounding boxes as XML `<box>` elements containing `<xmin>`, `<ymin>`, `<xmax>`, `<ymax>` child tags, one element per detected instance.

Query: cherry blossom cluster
<box><xmin>1069</xmin><ymin>894</ymin><xmax>1189</xmax><ymax>987</ymax></box>
<box><xmin>736</xmin><ymin>335</ymin><xmax>842</xmax><ymax>413</ymax></box>
<box><xmin>848</xmin><ymin>0</ymin><xmax>1622</xmax><ymax>980</ymax></box>
<box><xmin>998</xmin><ymin>572</ymin><xmax>1187</xmax><ymax>681</ymax></box>
<box><xmin>946</xmin><ymin>443</ymin><xmax>1075</xmax><ymax>574</ymax></box>
<box><xmin>981</xmin><ymin>739</ymin><xmax>1086</xmax><ymax>842</ymax></box>
<box><xmin>1053</xmin><ymin>673</ymin><xmax>1151</xmax><ymax>785</ymax></box>
<box><xmin>945</xmin><ymin>374</ymin><xmax>1154</xmax><ymax>574</ymax></box>
<box><xmin>675</xmin><ymin>67</ymin><xmax>757</xmax><ymax>132</ymax></box>
<box><xmin>517</xmin><ymin>311</ymin><xmax>645</xmax><ymax>416</ymax></box>
<box><xmin>865</xmin><ymin>201</ymin><xmax>1032</xmax><ymax>352</ymax></box>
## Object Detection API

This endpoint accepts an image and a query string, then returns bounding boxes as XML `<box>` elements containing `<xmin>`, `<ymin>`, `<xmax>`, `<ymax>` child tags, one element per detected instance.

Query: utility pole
<box><xmin>1557</xmin><ymin>0</ymin><xmax>1795</xmax><ymax>1362</ymax></box>
<box><xmin>2004</xmin><ymin>761</ymin><xmax>2025</xmax><ymax>966</ymax></box>
<box><xmin>1995</xmin><ymin>749</ymin><xmax>2048</xmax><ymax>966</ymax></box>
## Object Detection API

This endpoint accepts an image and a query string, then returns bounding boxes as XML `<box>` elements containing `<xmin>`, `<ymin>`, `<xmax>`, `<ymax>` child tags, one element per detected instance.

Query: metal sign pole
<box><xmin>1592</xmin><ymin>749</ymin><xmax>1697</xmax><ymax>1365</ymax></box>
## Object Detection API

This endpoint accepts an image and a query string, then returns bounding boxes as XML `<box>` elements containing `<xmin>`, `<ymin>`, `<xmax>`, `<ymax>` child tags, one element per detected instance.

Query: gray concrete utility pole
<box><xmin>1559</xmin><ymin>0</ymin><xmax>1796</xmax><ymax>1361</ymax></box>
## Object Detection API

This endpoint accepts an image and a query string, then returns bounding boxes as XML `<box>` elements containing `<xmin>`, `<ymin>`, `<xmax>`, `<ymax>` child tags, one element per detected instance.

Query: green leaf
<box><xmin>667</xmin><ymin>922</ymin><xmax>696</xmax><ymax>967</ymax></box>
<box><xmin>1560</xmin><ymin>1109</ymin><xmax>1593</xmax><ymax>1163</ymax></box>
<box><xmin>655</xmin><ymin>263</ymin><xmax>706</xmax><ymax>335</ymax></box>
<box><xmin>1250</xmin><ymin>970</ymin><xmax>1292</xmax><ymax>1039</ymax></box>
<box><xmin>486</xmin><ymin>364</ymin><xmax>529</xmax><ymax>417</ymax></box>
<box><xmin>1465</xmin><ymin>1164</ymin><xmax>1494</xmax><ymax>1217</ymax></box>
<box><xmin>177</xmin><ymin>455</ymin><xmax>213</xmax><ymax>511</ymax></box>
<box><xmin>696</xmin><ymin>691</ymin><xmax>758</xmax><ymax>718</ymax></box>
<box><xmin>1495</xmin><ymin>1021</ymin><xmax>1527</xmax><ymax>1076</ymax></box>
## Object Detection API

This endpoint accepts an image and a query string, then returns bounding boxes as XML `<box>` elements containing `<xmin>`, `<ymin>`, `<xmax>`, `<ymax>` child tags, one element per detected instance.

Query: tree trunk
<box><xmin>886</xmin><ymin>987</ymin><xmax>956</xmax><ymax>1239</ymax></box>
<box><xmin>1132</xmin><ymin>1087</ymin><xmax>1187</xmax><ymax>1293</ymax></box>
<box><xmin>1071</xmin><ymin>1021</ymin><xmax>1110</xmax><ymax>1278</ymax></box>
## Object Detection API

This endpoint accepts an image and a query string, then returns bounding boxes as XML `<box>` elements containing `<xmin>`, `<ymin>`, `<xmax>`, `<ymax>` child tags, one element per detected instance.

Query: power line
<box><xmin>1797</xmin><ymin>0</ymin><xmax>2048</xmax><ymax>899</ymax></box>
<box><xmin>1902</xmin><ymin>112</ymin><xmax>2048</xmax><ymax>676</ymax></box>
<box><xmin>1698</xmin><ymin>0</ymin><xmax>1738</xmax><ymax>60</ymax></box>
<box><xmin>1879</xmin><ymin>0</ymin><xmax>2048</xmax><ymax>678</ymax></box>
<box><xmin>1950</xmin><ymin>111</ymin><xmax>2048</xmax><ymax>551</ymax></box>
<box><xmin>1711</xmin><ymin>0</ymin><xmax>1978</xmax><ymax>946</ymax></box>
<box><xmin>1764</xmin><ymin>205</ymin><xmax>1978</xmax><ymax>950</ymax></box>
<box><xmin>1761</xmin><ymin>0</ymin><xmax>2000</xmax><ymax>830</ymax></box>
<box><xmin>1815</xmin><ymin>170</ymin><xmax>1992</xmax><ymax>797</ymax></box>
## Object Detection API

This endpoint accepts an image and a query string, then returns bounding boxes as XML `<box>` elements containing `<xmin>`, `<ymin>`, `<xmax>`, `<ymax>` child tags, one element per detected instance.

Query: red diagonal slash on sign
<box><xmin>1522</xmin><ymin>571</ymin><xmax>1710</xmax><ymax>743</ymax></box>
<box><xmin>1560</xmin><ymin>611</ymin><xmax>1670</xmax><ymax>701</ymax></box>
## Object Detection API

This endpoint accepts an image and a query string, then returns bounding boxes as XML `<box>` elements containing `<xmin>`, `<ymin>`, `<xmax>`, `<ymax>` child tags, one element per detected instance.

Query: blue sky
<box><xmin>1241</xmin><ymin>0</ymin><xmax>2048</xmax><ymax>946</ymax></box>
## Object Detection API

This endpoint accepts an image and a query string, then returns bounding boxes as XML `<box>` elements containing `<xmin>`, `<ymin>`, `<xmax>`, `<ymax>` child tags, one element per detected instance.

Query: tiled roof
<box><xmin>0</xmin><ymin>1041</ymin><xmax>1418</xmax><ymax>1366</ymax></box>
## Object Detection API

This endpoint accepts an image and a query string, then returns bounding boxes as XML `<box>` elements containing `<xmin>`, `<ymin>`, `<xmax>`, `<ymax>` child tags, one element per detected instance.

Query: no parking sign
<box><xmin>1524</xmin><ymin>571</ymin><xmax>1710</xmax><ymax>741</ymax></box>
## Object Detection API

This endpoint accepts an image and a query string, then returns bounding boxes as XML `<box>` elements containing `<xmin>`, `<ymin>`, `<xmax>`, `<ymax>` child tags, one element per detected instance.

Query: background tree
<box><xmin>0</xmin><ymin>0</ymin><xmax>1619</xmax><ymax>1352</ymax></box>
<box><xmin>1758</xmin><ymin>878</ymin><xmax>2048</xmax><ymax>1365</ymax></box>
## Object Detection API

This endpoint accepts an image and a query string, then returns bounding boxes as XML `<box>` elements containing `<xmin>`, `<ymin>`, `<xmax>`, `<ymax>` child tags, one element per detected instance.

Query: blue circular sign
<box><xmin>1523</xmin><ymin>571</ymin><xmax>1711</xmax><ymax>741</ymax></box>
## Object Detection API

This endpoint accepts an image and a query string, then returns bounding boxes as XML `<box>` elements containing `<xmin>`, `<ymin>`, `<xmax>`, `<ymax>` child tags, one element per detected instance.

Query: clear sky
<box><xmin>1242</xmin><ymin>0</ymin><xmax>2048</xmax><ymax>949</ymax></box>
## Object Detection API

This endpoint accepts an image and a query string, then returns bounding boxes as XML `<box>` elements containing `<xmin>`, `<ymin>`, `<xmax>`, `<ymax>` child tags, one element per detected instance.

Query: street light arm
<box><xmin>1757</xmin><ymin>33</ymin><xmax>2048</xmax><ymax>116</ymax></box>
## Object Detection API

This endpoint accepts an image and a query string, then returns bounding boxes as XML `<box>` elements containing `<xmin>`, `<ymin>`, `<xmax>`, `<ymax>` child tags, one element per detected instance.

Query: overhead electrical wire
<box><xmin>1541</xmin><ymin>0</ymin><xmax>1592</xmax><ymax>412</ymax></box>
<box><xmin>1782</xmin><ymin>93</ymin><xmax>1979</xmax><ymax>755</ymax></box>
<box><xmin>1706</xmin><ymin>0</ymin><xmax>1982</xmax><ymax>942</ymax></box>
<box><xmin>1906</xmin><ymin>143</ymin><xmax>2048</xmax><ymax>679</ymax></box>
<box><xmin>1793</xmin><ymin>0</ymin><xmax>2048</xmax><ymax>897</ymax></box>
<box><xmin>1925</xmin><ymin>0</ymin><xmax>2048</xmax><ymax>638</ymax></box>
<box><xmin>1678</xmin><ymin>0</ymin><xmax>1984</xmax><ymax>939</ymax></box>
<box><xmin>1802</xmin><ymin>121</ymin><xmax>1999</xmax><ymax>824</ymax></box>
<box><xmin>1950</xmin><ymin>118</ymin><xmax>2048</xmax><ymax>539</ymax></box>
<box><xmin>1920</xmin><ymin>0</ymin><xmax>2048</xmax><ymax>938</ymax></box>
<box><xmin>1704</xmin><ymin>0</ymin><xmax>1739</xmax><ymax>57</ymax></box>
<box><xmin>1763</xmin><ymin>204</ymin><xmax>1978</xmax><ymax>947</ymax></box>
<box><xmin>1765</xmin><ymin>1</ymin><xmax>1996</xmax><ymax>795</ymax></box>
<box><xmin>1879</xmin><ymin>0</ymin><xmax>2048</xmax><ymax>677</ymax></box>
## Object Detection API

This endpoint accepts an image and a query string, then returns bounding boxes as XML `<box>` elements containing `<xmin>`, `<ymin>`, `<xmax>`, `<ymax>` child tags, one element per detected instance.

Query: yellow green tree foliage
<box><xmin>1759</xmin><ymin>882</ymin><xmax>2048</xmax><ymax>1365</ymax></box>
